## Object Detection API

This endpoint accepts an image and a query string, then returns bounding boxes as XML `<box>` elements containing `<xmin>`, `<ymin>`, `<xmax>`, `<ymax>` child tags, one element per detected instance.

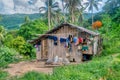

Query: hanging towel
<box><xmin>82</xmin><ymin>45</ymin><xmax>88</xmax><ymax>51</ymax></box>
<box><xmin>47</xmin><ymin>36</ymin><xmax>58</xmax><ymax>46</ymax></box>
<box><xmin>47</xmin><ymin>36</ymin><xmax>58</xmax><ymax>41</ymax></box>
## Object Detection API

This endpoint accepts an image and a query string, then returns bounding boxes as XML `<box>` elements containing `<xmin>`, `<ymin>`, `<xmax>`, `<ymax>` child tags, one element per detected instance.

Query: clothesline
<box><xmin>36</xmin><ymin>32</ymin><xmax>78</xmax><ymax>36</ymax></box>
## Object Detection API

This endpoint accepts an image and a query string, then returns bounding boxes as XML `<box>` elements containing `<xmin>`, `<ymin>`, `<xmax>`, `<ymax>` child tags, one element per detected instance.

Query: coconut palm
<box><xmin>76</xmin><ymin>7</ymin><xmax>85</xmax><ymax>26</ymax></box>
<box><xmin>84</xmin><ymin>0</ymin><xmax>102</xmax><ymax>24</ymax></box>
<box><xmin>52</xmin><ymin>8</ymin><xmax>64</xmax><ymax>26</ymax></box>
<box><xmin>103</xmin><ymin>0</ymin><xmax>120</xmax><ymax>15</ymax></box>
<box><xmin>39</xmin><ymin>0</ymin><xmax>59</xmax><ymax>30</ymax></box>
<box><xmin>64</xmin><ymin>0</ymin><xmax>83</xmax><ymax>23</ymax></box>
<box><xmin>61</xmin><ymin>0</ymin><xmax>66</xmax><ymax>22</ymax></box>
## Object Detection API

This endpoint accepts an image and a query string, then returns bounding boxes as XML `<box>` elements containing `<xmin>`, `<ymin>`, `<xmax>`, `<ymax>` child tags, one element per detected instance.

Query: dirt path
<box><xmin>4</xmin><ymin>60</ymin><xmax>53</xmax><ymax>76</ymax></box>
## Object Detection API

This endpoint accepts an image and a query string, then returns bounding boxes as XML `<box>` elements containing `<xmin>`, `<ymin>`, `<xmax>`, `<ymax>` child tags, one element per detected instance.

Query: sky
<box><xmin>0</xmin><ymin>0</ymin><xmax>106</xmax><ymax>14</ymax></box>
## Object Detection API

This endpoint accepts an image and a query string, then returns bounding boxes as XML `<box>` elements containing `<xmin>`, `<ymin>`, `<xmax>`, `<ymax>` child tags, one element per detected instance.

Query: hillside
<box><xmin>0</xmin><ymin>13</ymin><xmax>93</xmax><ymax>30</ymax></box>
<box><xmin>0</xmin><ymin>13</ymin><xmax>41</xmax><ymax>29</ymax></box>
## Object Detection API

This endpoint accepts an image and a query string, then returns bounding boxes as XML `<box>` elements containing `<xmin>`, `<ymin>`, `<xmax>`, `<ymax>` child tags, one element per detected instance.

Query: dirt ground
<box><xmin>4</xmin><ymin>60</ymin><xmax>53</xmax><ymax>76</ymax></box>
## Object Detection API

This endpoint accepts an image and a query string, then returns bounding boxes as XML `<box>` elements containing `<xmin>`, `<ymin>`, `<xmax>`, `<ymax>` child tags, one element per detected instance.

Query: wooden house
<box><xmin>31</xmin><ymin>23</ymin><xmax>102</xmax><ymax>63</ymax></box>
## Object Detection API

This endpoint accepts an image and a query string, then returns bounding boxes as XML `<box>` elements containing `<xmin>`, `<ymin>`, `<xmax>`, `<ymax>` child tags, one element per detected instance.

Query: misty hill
<box><xmin>0</xmin><ymin>13</ymin><xmax>92</xmax><ymax>30</ymax></box>
<box><xmin>0</xmin><ymin>13</ymin><xmax>41</xmax><ymax>29</ymax></box>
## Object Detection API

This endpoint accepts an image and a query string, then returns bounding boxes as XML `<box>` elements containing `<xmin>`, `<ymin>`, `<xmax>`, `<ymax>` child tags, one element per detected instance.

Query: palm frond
<box><xmin>52</xmin><ymin>2</ymin><xmax>59</xmax><ymax>8</ymax></box>
<box><xmin>88</xmin><ymin>4</ymin><xmax>93</xmax><ymax>11</ymax></box>
<box><xmin>39</xmin><ymin>7</ymin><xmax>47</xmax><ymax>13</ymax></box>
<box><xmin>84</xmin><ymin>3</ymin><xmax>89</xmax><ymax>9</ymax></box>
<box><xmin>93</xmin><ymin>3</ymin><xmax>99</xmax><ymax>11</ymax></box>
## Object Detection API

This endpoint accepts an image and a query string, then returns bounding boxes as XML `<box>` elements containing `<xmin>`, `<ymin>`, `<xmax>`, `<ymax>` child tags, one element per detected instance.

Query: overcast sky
<box><xmin>0</xmin><ymin>0</ymin><xmax>106</xmax><ymax>14</ymax></box>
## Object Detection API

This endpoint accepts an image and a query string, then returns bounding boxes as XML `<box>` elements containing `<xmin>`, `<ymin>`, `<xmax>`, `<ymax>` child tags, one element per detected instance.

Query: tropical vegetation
<box><xmin>0</xmin><ymin>0</ymin><xmax>120</xmax><ymax>80</ymax></box>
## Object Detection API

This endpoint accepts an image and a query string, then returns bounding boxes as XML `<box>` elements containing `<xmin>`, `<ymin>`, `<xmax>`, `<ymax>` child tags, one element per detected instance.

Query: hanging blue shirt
<box><xmin>73</xmin><ymin>37</ymin><xmax>78</xmax><ymax>43</ymax></box>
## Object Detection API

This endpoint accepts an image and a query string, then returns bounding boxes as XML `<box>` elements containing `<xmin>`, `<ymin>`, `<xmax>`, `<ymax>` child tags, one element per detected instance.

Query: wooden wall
<box><xmin>40</xmin><ymin>25</ymin><xmax>100</xmax><ymax>61</ymax></box>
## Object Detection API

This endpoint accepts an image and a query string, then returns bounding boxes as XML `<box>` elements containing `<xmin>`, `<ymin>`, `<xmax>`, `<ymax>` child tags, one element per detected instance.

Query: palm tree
<box><xmin>39</xmin><ymin>0</ymin><xmax>59</xmax><ymax>30</ymax></box>
<box><xmin>103</xmin><ymin>0</ymin><xmax>120</xmax><ymax>15</ymax></box>
<box><xmin>84</xmin><ymin>0</ymin><xmax>102</xmax><ymax>25</ymax></box>
<box><xmin>76</xmin><ymin>7</ymin><xmax>85</xmax><ymax>26</ymax></box>
<box><xmin>64</xmin><ymin>0</ymin><xmax>83</xmax><ymax>23</ymax></box>
<box><xmin>61</xmin><ymin>0</ymin><xmax>67</xmax><ymax>22</ymax></box>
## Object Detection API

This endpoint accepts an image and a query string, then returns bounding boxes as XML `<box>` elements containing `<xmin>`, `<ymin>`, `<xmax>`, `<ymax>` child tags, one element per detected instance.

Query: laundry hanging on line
<box><xmin>78</xmin><ymin>37</ymin><xmax>83</xmax><ymax>43</ymax></box>
<box><xmin>60</xmin><ymin>38</ymin><xmax>66</xmax><ymax>43</ymax></box>
<box><xmin>47</xmin><ymin>35</ymin><xmax>58</xmax><ymax>45</ymax></box>
<box><xmin>68</xmin><ymin>35</ymin><xmax>73</xmax><ymax>43</ymax></box>
<box><xmin>73</xmin><ymin>37</ymin><xmax>78</xmax><ymax>43</ymax></box>
<box><xmin>47</xmin><ymin>35</ymin><xmax>58</xmax><ymax>41</ymax></box>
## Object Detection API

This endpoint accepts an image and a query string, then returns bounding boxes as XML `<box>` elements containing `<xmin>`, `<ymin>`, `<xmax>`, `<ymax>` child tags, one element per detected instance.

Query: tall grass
<box><xmin>13</xmin><ymin>71</ymin><xmax>47</xmax><ymax>80</ymax></box>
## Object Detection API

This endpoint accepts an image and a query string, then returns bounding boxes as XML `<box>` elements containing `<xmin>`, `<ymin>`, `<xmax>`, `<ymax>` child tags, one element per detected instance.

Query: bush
<box><xmin>11</xmin><ymin>36</ymin><xmax>35</xmax><ymax>58</ymax></box>
<box><xmin>4</xmin><ymin>35</ymin><xmax>35</xmax><ymax>58</ymax></box>
<box><xmin>0</xmin><ymin>47</ymin><xmax>18</xmax><ymax>68</ymax></box>
<box><xmin>20</xmin><ymin>43</ymin><xmax>36</xmax><ymax>58</ymax></box>
<box><xmin>18</xmin><ymin>19</ymin><xmax>48</xmax><ymax>40</ymax></box>
<box><xmin>0</xmin><ymin>70</ymin><xmax>8</xmax><ymax>80</ymax></box>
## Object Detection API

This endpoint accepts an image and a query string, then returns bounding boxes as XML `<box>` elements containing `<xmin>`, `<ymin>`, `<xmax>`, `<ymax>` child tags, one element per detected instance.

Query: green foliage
<box><xmin>97</xmin><ymin>8</ymin><xmax>120</xmax><ymax>55</ymax></box>
<box><xmin>3</xmin><ymin>34</ymin><xmax>14</xmax><ymax>48</ymax></box>
<box><xmin>7</xmin><ymin>30</ymin><xmax>18</xmax><ymax>37</ymax></box>
<box><xmin>18</xmin><ymin>19</ymin><xmax>48</xmax><ymax>40</ymax></box>
<box><xmin>112</xmin><ymin>8</ymin><xmax>120</xmax><ymax>23</ymax></box>
<box><xmin>0</xmin><ymin>47</ymin><xmax>18</xmax><ymax>68</ymax></box>
<box><xmin>15</xmin><ymin>71</ymin><xmax>47</xmax><ymax>80</ymax></box>
<box><xmin>0</xmin><ymin>70</ymin><xmax>8</xmax><ymax>80</ymax></box>
<box><xmin>1</xmin><ymin>1</ymin><xmax>120</xmax><ymax>80</ymax></box>
<box><xmin>19</xmin><ymin>43</ymin><xmax>36</xmax><ymax>58</ymax></box>
<box><xmin>12</xmin><ymin>36</ymin><xmax>26</xmax><ymax>52</ymax></box>
<box><xmin>99</xmin><ymin>14</ymin><xmax>112</xmax><ymax>35</ymax></box>
<box><xmin>103</xmin><ymin>0</ymin><xmax>120</xmax><ymax>16</ymax></box>
<box><xmin>10</xmin><ymin>36</ymin><xmax>35</xmax><ymax>57</ymax></box>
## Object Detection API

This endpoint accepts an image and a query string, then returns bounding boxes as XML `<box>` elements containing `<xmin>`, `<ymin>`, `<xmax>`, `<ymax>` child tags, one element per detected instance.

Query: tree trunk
<box><xmin>48</xmin><ymin>0</ymin><xmax>51</xmax><ymax>30</ymax></box>
<box><xmin>91</xmin><ymin>7</ymin><xmax>94</xmax><ymax>25</ymax></box>
<box><xmin>71</xmin><ymin>8</ymin><xmax>74</xmax><ymax>23</ymax></box>
<box><xmin>79</xmin><ymin>12</ymin><xmax>83</xmax><ymax>26</ymax></box>
<box><xmin>62</xmin><ymin>0</ymin><xmax>65</xmax><ymax>22</ymax></box>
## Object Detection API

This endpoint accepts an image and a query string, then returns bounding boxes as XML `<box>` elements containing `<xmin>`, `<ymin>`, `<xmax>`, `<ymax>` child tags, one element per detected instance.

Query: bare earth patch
<box><xmin>4</xmin><ymin>60</ymin><xmax>53</xmax><ymax>76</ymax></box>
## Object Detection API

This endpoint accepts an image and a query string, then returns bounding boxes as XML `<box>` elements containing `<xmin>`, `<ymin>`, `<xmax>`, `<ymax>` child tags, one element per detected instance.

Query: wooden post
<box><xmin>93</xmin><ymin>36</ymin><xmax>99</xmax><ymax>55</ymax></box>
